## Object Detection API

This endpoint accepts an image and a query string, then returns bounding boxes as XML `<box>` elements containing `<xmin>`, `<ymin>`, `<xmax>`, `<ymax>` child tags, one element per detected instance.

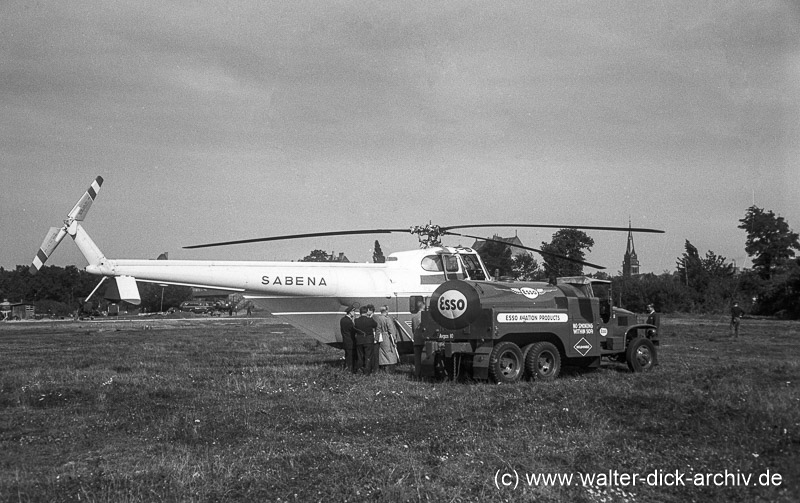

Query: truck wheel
<box><xmin>525</xmin><ymin>342</ymin><xmax>561</xmax><ymax>381</ymax></box>
<box><xmin>626</xmin><ymin>337</ymin><xmax>657</xmax><ymax>372</ymax></box>
<box><xmin>489</xmin><ymin>342</ymin><xmax>523</xmax><ymax>383</ymax></box>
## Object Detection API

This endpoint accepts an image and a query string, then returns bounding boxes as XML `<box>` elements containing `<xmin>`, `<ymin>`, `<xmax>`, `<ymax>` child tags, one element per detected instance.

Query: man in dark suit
<box><xmin>354</xmin><ymin>305</ymin><xmax>378</xmax><ymax>375</ymax></box>
<box><xmin>645</xmin><ymin>303</ymin><xmax>661</xmax><ymax>338</ymax></box>
<box><xmin>339</xmin><ymin>306</ymin><xmax>357</xmax><ymax>373</ymax></box>
<box><xmin>412</xmin><ymin>300</ymin><xmax>426</xmax><ymax>378</ymax></box>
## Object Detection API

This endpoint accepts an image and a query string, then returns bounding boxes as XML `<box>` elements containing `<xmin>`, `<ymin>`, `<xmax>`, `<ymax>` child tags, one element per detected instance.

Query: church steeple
<box><xmin>623</xmin><ymin>219</ymin><xmax>640</xmax><ymax>277</ymax></box>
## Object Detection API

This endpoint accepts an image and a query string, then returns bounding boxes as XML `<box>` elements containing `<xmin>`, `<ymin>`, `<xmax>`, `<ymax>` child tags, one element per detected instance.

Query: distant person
<box><xmin>339</xmin><ymin>306</ymin><xmax>357</xmax><ymax>373</ymax></box>
<box><xmin>645</xmin><ymin>303</ymin><xmax>655</xmax><ymax>323</ymax></box>
<box><xmin>354</xmin><ymin>305</ymin><xmax>378</xmax><ymax>375</ymax></box>
<box><xmin>645</xmin><ymin>303</ymin><xmax>661</xmax><ymax>337</ymax></box>
<box><xmin>377</xmin><ymin>305</ymin><xmax>399</xmax><ymax>370</ymax></box>
<box><xmin>412</xmin><ymin>300</ymin><xmax>426</xmax><ymax>378</ymax></box>
<box><xmin>645</xmin><ymin>303</ymin><xmax>661</xmax><ymax>326</ymax></box>
<box><xmin>730</xmin><ymin>302</ymin><xmax>745</xmax><ymax>338</ymax></box>
<box><xmin>246</xmin><ymin>304</ymin><xmax>252</xmax><ymax>316</ymax></box>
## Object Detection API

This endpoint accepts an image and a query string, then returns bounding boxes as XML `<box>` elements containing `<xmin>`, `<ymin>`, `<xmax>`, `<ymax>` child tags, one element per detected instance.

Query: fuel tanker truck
<box><xmin>418</xmin><ymin>276</ymin><xmax>659</xmax><ymax>383</ymax></box>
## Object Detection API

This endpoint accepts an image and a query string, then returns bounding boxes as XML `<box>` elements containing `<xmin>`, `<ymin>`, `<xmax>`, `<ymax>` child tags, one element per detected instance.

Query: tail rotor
<box><xmin>29</xmin><ymin>176</ymin><xmax>103</xmax><ymax>275</ymax></box>
<box><xmin>67</xmin><ymin>176</ymin><xmax>103</xmax><ymax>222</ymax></box>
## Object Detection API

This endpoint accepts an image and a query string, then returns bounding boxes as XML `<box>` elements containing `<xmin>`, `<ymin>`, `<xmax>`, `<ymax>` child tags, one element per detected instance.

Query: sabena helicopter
<box><xmin>31</xmin><ymin>176</ymin><xmax>663</xmax><ymax>352</ymax></box>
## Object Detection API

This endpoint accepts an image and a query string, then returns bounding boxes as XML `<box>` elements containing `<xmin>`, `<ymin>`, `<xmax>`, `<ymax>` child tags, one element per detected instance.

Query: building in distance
<box><xmin>471</xmin><ymin>233</ymin><xmax>527</xmax><ymax>259</ymax></box>
<box><xmin>622</xmin><ymin>222</ymin><xmax>640</xmax><ymax>277</ymax></box>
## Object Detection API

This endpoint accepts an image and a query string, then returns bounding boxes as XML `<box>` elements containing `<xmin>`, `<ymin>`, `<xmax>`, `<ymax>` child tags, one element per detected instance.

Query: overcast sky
<box><xmin>2</xmin><ymin>1</ymin><xmax>798</xmax><ymax>275</ymax></box>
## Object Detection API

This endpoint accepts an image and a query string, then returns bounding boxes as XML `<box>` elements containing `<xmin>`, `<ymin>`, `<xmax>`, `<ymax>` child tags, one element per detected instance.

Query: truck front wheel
<box><xmin>489</xmin><ymin>342</ymin><xmax>523</xmax><ymax>384</ymax></box>
<box><xmin>525</xmin><ymin>342</ymin><xmax>561</xmax><ymax>381</ymax></box>
<box><xmin>626</xmin><ymin>337</ymin><xmax>657</xmax><ymax>372</ymax></box>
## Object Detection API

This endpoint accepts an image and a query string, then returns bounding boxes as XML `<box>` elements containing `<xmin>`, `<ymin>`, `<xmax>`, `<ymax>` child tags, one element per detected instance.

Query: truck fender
<box><xmin>625</xmin><ymin>324</ymin><xmax>659</xmax><ymax>343</ymax></box>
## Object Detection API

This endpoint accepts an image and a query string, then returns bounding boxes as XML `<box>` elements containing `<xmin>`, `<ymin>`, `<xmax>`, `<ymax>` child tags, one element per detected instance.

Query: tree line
<box><xmin>0</xmin><ymin>265</ymin><xmax>192</xmax><ymax>317</ymax></box>
<box><xmin>478</xmin><ymin>206</ymin><xmax>800</xmax><ymax>319</ymax></box>
<box><xmin>2</xmin><ymin>206</ymin><xmax>797</xmax><ymax>319</ymax></box>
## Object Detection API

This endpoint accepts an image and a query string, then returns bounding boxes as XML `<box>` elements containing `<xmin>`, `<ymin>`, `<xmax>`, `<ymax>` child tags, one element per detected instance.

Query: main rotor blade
<box><xmin>184</xmin><ymin>228</ymin><xmax>410</xmax><ymax>249</ymax></box>
<box><xmin>444</xmin><ymin>231</ymin><xmax>606</xmax><ymax>270</ymax></box>
<box><xmin>443</xmin><ymin>223</ymin><xmax>665</xmax><ymax>234</ymax></box>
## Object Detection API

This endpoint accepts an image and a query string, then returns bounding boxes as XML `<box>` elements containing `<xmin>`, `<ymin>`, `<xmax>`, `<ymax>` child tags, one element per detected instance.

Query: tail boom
<box><xmin>70</xmin><ymin>222</ymin><xmax>106</xmax><ymax>270</ymax></box>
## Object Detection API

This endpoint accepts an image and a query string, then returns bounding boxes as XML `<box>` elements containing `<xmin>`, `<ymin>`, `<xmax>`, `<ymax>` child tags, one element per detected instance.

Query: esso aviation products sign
<box><xmin>496</xmin><ymin>312</ymin><xmax>568</xmax><ymax>323</ymax></box>
<box><xmin>430</xmin><ymin>280</ymin><xmax>482</xmax><ymax>330</ymax></box>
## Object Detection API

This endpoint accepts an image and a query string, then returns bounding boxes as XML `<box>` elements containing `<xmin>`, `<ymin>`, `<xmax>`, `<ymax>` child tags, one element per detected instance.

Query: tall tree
<box><xmin>300</xmin><ymin>249</ymin><xmax>332</xmax><ymax>262</ymax></box>
<box><xmin>676</xmin><ymin>240</ymin><xmax>738</xmax><ymax>311</ymax></box>
<box><xmin>511</xmin><ymin>253</ymin><xmax>544</xmax><ymax>281</ymax></box>
<box><xmin>754</xmin><ymin>260</ymin><xmax>800</xmax><ymax>318</ymax></box>
<box><xmin>738</xmin><ymin>206</ymin><xmax>800</xmax><ymax>279</ymax></box>
<box><xmin>479</xmin><ymin>240</ymin><xmax>514</xmax><ymax>278</ymax></box>
<box><xmin>373</xmin><ymin>240</ymin><xmax>386</xmax><ymax>263</ymax></box>
<box><xmin>676</xmin><ymin>240</ymin><xmax>703</xmax><ymax>288</ymax></box>
<box><xmin>540</xmin><ymin>229</ymin><xmax>594</xmax><ymax>278</ymax></box>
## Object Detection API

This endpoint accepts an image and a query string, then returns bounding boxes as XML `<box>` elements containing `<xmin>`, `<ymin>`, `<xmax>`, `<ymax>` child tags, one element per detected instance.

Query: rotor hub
<box><xmin>410</xmin><ymin>223</ymin><xmax>444</xmax><ymax>248</ymax></box>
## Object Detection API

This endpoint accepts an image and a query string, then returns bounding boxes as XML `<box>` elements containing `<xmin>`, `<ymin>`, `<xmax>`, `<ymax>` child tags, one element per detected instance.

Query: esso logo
<box><xmin>511</xmin><ymin>287</ymin><xmax>541</xmax><ymax>299</ymax></box>
<box><xmin>438</xmin><ymin>290</ymin><xmax>468</xmax><ymax>319</ymax></box>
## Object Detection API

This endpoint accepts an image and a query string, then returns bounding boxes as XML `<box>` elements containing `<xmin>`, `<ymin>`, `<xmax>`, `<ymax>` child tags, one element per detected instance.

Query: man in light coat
<box><xmin>377</xmin><ymin>305</ymin><xmax>399</xmax><ymax>369</ymax></box>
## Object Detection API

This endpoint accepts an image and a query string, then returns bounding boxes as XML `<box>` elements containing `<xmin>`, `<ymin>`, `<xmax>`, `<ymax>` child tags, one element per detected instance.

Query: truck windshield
<box><xmin>592</xmin><ymin>282</ymin><xmax>612</xmax><ymax>323</ymax></box>
<box><xmin>593</xmin><ymin>282</ymin><xmax>610</xmax><ymax>302</ymax></box>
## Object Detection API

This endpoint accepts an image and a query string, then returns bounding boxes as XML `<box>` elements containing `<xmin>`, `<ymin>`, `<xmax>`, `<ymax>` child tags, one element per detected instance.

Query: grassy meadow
<box><xmin>0</xmin><ymin>314</ymin><xmax>798</xmax><ymax>502</ymax></box>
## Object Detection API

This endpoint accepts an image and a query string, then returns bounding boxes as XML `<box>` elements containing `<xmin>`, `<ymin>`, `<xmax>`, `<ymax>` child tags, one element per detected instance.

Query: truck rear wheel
<box><xmin>525</xmin><ymin>342</ymin><xmax>561</xmax><ymax>381</ymax></box>
<box><xmin>489</xmin><ymin>342</ymin><xmax>523</xmax><ymax>384</ymax></box>
<box><xmin>626</xmin><ymin>337</ymin><xmax>657</xmax><ymax>372</ymax></box>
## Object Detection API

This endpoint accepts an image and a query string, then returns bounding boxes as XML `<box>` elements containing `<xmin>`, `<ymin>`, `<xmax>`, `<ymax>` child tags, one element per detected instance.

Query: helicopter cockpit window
<box><xmin>421</xmin><ymin>255</ymin><xmax>460</xmax><ymax>274</ymax></box>
<box><xmin>460</xmin><ymin>253</ymin><xmax>487</xmax><ymax>280</ymax></box>
<box><xmin>421</xmin><ymin>255</ymin><xmax>444</xmax><ymax>272</ymax></box>
<box><xmin>442</xmin><ymin>255</ymin><xmax>459</xmax><ymax>273</ymax></box>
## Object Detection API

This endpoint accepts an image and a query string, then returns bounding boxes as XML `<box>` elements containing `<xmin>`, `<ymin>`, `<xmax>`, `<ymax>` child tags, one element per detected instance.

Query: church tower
<box><xmin>623</xmin><ymin>221</ymin><xmax>640</xmax><ymax>277</ymax></box>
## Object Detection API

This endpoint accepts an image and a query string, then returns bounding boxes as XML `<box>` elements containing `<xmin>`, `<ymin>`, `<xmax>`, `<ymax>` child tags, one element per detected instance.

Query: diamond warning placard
<box><xmin>574</xmin><ymin>338</ymin><xmax>592</xmax><ymax>356</ymax></box>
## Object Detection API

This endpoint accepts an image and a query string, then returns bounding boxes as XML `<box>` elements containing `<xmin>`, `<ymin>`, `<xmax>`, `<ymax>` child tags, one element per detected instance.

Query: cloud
<box><xmin>1</xmin><ymin>1</ymin><xmax>798</xmax><ymax>271</ymax></box>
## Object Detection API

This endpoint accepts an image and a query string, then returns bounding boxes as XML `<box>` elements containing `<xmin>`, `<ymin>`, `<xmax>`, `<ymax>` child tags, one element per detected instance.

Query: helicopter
<box><xmin>30</xmin><ymin>177</ymin><xmax>664</xmax><ymax>351</ymax></box>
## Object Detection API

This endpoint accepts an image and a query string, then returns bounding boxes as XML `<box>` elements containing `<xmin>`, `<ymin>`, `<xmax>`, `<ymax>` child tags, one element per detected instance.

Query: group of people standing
<box><xmin>339</xmin><ymin>304</ymin><xmax>400</xmax><ymax>375</ymax></box>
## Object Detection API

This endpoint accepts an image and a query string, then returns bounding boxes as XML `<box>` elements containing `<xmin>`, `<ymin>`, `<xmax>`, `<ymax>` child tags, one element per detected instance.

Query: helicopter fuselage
<box><xmin>84</xmin><ymin>244</ymin><xmax>489</xmax><ymax>347</ymax></box>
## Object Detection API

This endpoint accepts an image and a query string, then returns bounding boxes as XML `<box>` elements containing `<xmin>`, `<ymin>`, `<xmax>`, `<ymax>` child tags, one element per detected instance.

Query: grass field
<box><xmin>1</xmin><ymin>314</ymin><xmax>798</xmax><ymax>502</ymax></box>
